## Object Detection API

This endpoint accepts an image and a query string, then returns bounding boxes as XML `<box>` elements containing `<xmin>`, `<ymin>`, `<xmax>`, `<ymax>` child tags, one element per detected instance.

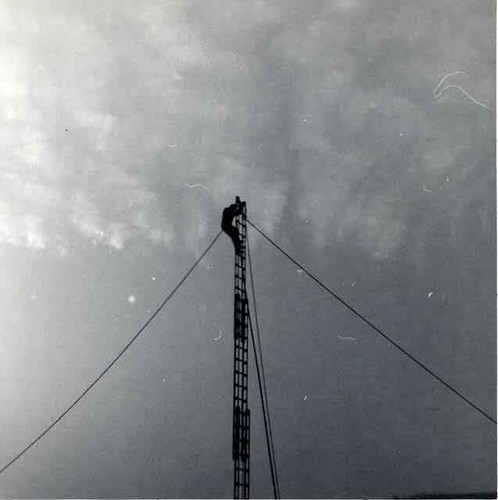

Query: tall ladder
<box><xmin>232</xmin><ymin>198</ymin><xmax>250</xmax><ymax>499</ymax></box>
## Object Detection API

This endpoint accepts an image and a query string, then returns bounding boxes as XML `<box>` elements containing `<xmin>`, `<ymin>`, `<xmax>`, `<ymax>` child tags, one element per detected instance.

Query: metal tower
<box><xmin>231</xmin><ymin>197</ymin><xmax>250</xmax><ymax>499</ymax></box>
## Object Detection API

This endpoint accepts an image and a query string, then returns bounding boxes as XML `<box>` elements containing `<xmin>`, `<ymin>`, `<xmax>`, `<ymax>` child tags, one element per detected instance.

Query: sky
<box><xmin>0</xmin><ymin>0</ymin><xmax>495</xmax><ymax>498</ymax></box>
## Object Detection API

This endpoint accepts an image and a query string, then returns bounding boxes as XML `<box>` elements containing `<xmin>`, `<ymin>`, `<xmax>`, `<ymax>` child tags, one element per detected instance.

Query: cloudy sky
<box><xmin>0</xmin><ymin>0</ymin><xmax>495</xmax><ymax>497</ymax></box>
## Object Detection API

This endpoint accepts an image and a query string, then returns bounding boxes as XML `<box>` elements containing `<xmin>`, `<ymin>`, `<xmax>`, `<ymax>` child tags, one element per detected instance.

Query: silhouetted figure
<box><xmin>222</xmin><ymin>198</ymin><xmax>243</xmax><ymax>254</ymax></box>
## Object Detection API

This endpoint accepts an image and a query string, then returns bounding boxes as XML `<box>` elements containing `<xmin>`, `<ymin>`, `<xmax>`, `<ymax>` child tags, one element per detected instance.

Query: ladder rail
<box><xmin>232</xmin><ymin>200</ymin><xmax>250</xmax><ymax>499</ymax></box>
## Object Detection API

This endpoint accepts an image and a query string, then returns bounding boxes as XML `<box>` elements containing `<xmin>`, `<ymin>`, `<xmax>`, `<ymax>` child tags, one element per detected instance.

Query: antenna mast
<box><xmin>223</xmin><ymin>196</ymin><xmax>250</xmax><ymax>499</ymax></box>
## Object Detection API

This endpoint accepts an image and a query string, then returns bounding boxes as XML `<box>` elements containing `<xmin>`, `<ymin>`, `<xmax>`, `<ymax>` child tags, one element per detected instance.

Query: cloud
<box><xmin>0</xmin><ymin>0</ymin><xmax>293</xmax><ymax>256</ymax></box>
<box><xmin>0</xmin><ymin>2</ymin><xmax>188</xmax><ymax>254</ymax></box>
<box><xmin>0</xmin><ymin>0</ymin><xmax>492</xmax><ymax>262</ymax></box>
<box><xmin>274</xmin><ymin>0</ymin><xmax>493</xmax><ymax>259</ymax></box>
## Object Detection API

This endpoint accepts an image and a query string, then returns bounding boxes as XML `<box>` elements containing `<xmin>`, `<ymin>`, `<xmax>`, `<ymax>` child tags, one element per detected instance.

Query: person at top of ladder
<box><xmin>222</xmin><ymin>197</ymin><xmax>244</xmax><ymax>255</ymax></box>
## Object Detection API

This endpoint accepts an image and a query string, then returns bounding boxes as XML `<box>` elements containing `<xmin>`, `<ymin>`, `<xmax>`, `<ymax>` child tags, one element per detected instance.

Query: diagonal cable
<box><xmin>0</xmin><ymin>230</ymin><xmax>222</xmax><ymax>476</ymax></box>
<box><xmin>247</xmin><ymin>236</ymin><xmax>281</xmax><ymax>499</ymax></box>
<box><xmin>247</xmin><ymin>219</ymin><xmax>496</xmax><ymax>425</ymax></box>
<box><xmin>247</xmin><ymin>311</ymin><xmax>279</xmax><ymax>499</ymax></box>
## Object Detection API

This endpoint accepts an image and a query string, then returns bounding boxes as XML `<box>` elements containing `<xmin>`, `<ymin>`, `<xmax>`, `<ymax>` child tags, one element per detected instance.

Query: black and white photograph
<box><xmin>0</xmin><ymin>1</ymin><xmax>495</xmax><ymax>498</ymax></box>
